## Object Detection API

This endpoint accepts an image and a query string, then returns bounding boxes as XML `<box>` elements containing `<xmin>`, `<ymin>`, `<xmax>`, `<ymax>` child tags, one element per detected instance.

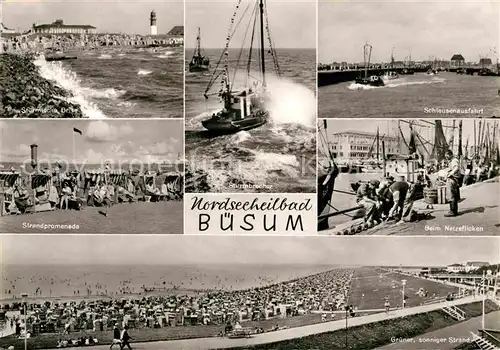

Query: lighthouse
<box><xmin>150</xmin><ymin>10</ymin><xmax>157</xmax><ymax>36</ymax></box>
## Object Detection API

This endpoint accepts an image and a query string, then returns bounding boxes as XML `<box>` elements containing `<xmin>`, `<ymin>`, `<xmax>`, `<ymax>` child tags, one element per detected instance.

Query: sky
<box><xmin>319</xmin><ymin>119</ymin><xmax>499</xmax><ymax>155</ymax></box>
<box><xmin>0</xmin><ymin>120</ymin><xmax>183</xmax><ymax>165</ymax></box>
<box><xmin>318</xmin><ymin>0</ymin><xmax>500</xmax><ymax>63</ymax></box>
<box><xmin>3</xmin><ymin>0</ymin><xmax>183</xmax><ymax>35</ymax></box>
<box><xmin>185</xmin><ymin>0</ymin><xmax>316</xmax><ymax>49</ymax></box>
<box><xmin>1</xmin><ymin>236</ymin><xmax>498</xmax><ymax>266</ymax></box>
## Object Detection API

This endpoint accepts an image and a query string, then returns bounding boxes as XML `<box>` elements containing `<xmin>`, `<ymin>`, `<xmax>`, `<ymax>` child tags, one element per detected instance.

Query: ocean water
<box><xmin>185</xmin><ymin>48</ymin><xmax>317</xmax><ymax>193</ymax></box>
<box><xmin>319</xmin><ymin>72</ymin><xmax>500</xmax><ymax>118</ymax></box>
<box><xmin>34</xmin><ymin>47</ymin><xmax>184</xmax><ymax>118</ymax></box>
<box><xmin>1</xmin><ymin>264</ymin><xmax>337</xmax><ymax>300</ymax></box>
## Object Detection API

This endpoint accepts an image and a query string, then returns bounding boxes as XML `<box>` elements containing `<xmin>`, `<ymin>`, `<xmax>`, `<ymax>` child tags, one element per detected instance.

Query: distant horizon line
<box><xmin>186</xmin><ymin>47</ymin><xmax>315</xmax><ymax>50</ymax></box>
<box><xmin>4</xmin><ymin>262</ymin><xmax>495</xmax><ymax>267</ymax></box>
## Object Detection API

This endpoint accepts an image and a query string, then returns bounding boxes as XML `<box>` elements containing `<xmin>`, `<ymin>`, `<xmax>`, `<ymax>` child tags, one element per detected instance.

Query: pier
<box><xmin>318</xmin><ymin>64</ymin><xmax>500</xmax><ymax>86</ymax></box>
<box><xmin>318</xmin><ymin>66</ymin><xmax>430</xmax><ymax>86</ymax></box>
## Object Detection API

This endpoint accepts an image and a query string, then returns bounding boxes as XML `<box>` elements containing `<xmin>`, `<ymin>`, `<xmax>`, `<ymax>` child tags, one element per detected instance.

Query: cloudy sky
<box><xmin>0</xmin><ymin>120</ymin><xmax>182</xmax><ymax>165</ymax></box>
<box><xmin>319</xmin><ymin>0</ymin><xmax>499</xmax><ymax>63</ymax></box>
<box><xmin>1</xmin><ymin>236</ymin><xmax>498</xmax><ymax>266</ymax></box>
<box><xmin>3</xmin><ymin>0</ymin><xmax>183</xmax><ymax>35</ymax></box>
<box><xmin>320</xmin><ymin>119</ymin><xmax>497</xmax><ymax>156</ymax></box>
<box><xmin>185</xmin><ymin>0</ymin><xmax>316</xmax><ymax>49</ymax></box>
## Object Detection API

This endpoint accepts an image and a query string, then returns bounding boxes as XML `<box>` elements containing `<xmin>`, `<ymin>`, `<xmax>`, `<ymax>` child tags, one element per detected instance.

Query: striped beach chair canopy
<box><xmin>84</xmin><ymin>169</ymin><xmax>128</xmax><ymax>185</ymax></box>
<box><xmin>31</xmin><ymin>173</ymin><xmax>53</xmax><ymax>189</ymax></box>
<box><xmin>0</xmin><ymin>171</ymin><xmax>21</xmax><ymax>187</ymax></box>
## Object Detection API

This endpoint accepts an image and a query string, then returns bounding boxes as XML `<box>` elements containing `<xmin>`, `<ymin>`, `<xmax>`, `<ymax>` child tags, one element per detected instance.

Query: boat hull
<box><xmin>189</xmin><ymin>64</ymin><xmax>209</xmax><ymax>72</ymax></box>
<box><xmin>202</xmin><ymin>114</ymin><xmax>267</xmax><ymax>134</ymax></box>
<box><xmin>355</xmin><ymin>77</ymin><xmax>385</xmax><ymax>87</ymax></box>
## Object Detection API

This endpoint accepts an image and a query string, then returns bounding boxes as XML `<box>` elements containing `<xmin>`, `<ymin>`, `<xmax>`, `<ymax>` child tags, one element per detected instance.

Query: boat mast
<box><xmin>363</xmin><ymin>43</ymin><xmax>372</xmax><ymax>79</ymax></box>
<box><xmin>259</xmin><ymin>0</ymin><xmax>266</xmax><ymax>88</ymax></box>
<box><xmin>196</xmin><ymin>27</ymin><xmax>201</xmax><ymax>57</ymax></box>
<box><xmin>376</xmin><ymin>127</ymin><xmax>380</xmax><ymax>161</ymax></box>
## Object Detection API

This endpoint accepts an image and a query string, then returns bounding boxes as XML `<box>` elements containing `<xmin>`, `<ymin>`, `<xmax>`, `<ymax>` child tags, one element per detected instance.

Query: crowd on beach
<box><xmin>1</xmin><ymin>164</ymin><xmax>183</xmax><ymax>216</ymax></box>
<box><xmin>1</xmin><ymin>33</ymin><xmax>181</xmax><ymax>54</ymax></box>
<box><xmin>0</xmin><ymin>269</ymin><xmax>356</xmax><ymax>341</ymax></box>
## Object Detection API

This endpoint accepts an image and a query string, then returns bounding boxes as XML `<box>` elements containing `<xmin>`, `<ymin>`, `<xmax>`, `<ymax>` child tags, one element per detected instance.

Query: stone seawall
<box><xmin>0</xmin><ymin>53</ymin><xmax>83</xmax><ymax>118</ymax></box>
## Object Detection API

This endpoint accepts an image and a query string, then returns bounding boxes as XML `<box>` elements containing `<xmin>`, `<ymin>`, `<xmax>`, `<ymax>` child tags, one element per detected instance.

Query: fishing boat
<box><xmin>201</xmin><ymin>0</ymin><xmax>281</xmax><ymax>134</ymax></box>
<box><xmin>318</xmin><ymin>120</ymin><xmax>339</xmax><ymax>231</ymax></box>
<box><xmin>188</xmin><ymin>27</ymin><xmax>210</xmax><ymax>72</ymax></box>
<box><xmin>426</xmin><ymin>68</ymin><xmax>437</xmax><ymax>75</ymax></box>
<box><xmin>478</xmin><ymin>68</ymin><xmax>496</xmax><ymax>76</ymax></box>
<box><xmin>354</xmin><ymin>43</ymin><xmax>385</xmax><ymax>87</ymax></box>
<box><xmin>382</xmin><ymin>71</ymin><xmax>399</xmax><ymax>81</ymax></box>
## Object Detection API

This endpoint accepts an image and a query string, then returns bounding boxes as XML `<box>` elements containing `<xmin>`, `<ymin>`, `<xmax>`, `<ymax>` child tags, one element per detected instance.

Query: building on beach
<box><xmin>31</xmin><ymin>20</ymin><xmax>96</xmax><ymax>35</ymax></box>
<box><xmin>329</xmin><ymin>131</ymin><xmax>399</xmax><ymax>161</ymax></box>
<box><xmin>167</xmin><ymin>26</ymin><xmax>184</xmax><ymax>45</ymax></box>
<box><xmin>450</xmin><ymin>54</ymin><xmax>465</xmax><ymax>67</ymax></box>
<box><xmin>465</xmin><ymin>261</ymin><xmax>489</xmax><ymax>273</ymax></box>
<box><xmin>446</xmin><ymin>264</ymin><xmax>466</xmax><ymax>273</ymax></box>
<box><xmin>1</xmin><ymin>23</ymin><xmax>16</xmax><ymax>34</ymax></box>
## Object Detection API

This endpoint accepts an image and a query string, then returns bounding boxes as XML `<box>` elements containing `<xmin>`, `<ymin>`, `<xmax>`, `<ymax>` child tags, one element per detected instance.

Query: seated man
<box><xmin>356</xmin><ymin>179</ymin><xmax>382</xmax><ymax>225</ymax></box>
<box><xmin>13</xmin><ymin>184</ymin><xmax>32</xmax><ymax>213</ymax></box>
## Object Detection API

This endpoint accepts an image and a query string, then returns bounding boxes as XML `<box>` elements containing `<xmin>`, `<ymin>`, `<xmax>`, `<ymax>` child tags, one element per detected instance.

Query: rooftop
<box><xmin>167</xmin><ymin>26</ymin><xmax>184</xmax><ymax>36</ymax></box>
<box><xmin>33</xmin><ymin>20</ymin><xmax>96</xmax><ymax>30</ymax></box>
<box><xmin>451</xmin><ymin>54</ymin><xmax>465</xmax><ymax>61</ymax></box>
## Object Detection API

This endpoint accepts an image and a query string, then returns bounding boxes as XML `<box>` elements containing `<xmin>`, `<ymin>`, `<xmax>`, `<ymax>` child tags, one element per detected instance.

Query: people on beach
<box><xmin>444</xmin><ymin>150</ymin><xmax>461</xmax><ymax>217</ymax></box>
<box><xmin>110</xmin><ymin>324</ymin><xmax>122</xmax><ymax>349</ymax></box>
<box><xmin>120</xmin><ymin>325</ymin><xmax>132</xmax><ymax>350</ymax></box>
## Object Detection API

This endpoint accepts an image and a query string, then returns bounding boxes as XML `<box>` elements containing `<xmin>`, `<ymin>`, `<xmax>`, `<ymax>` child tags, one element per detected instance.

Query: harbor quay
<box><xmin>318</xmin><ymin>64</ymin><xmax>500</xmax><ymax>86</ymax></box>
<box><xmin>318</xmin><ymin>66</ymin><xmax>430</xmax><ymax>87</ymax></box>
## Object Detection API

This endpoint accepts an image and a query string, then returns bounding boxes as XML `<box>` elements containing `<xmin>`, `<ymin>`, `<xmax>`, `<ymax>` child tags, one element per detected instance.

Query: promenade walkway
<box><xmin>377</xmin><ymin>311</ymin><xmax>500</xmax><ymax>350</ymax></box>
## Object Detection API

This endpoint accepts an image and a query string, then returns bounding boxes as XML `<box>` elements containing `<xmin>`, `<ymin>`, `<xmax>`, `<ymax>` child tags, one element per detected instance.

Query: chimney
<box><xmin>30</xmin><ymin>144</ymin><xmax>38</xmax><ymax>168</ymax></box>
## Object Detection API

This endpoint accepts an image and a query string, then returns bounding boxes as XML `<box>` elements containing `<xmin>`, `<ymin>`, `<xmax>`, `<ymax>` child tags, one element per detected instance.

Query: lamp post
<box><xmin>402</xmin><ymin>280</ymin><xmax>407</xmax><ymax>310</ymax></box>
<box><xmin>21</xmin><ymin>293</ymin><xmax>28</xmax><ymax>350</ymax></box>
<box><xmin>344</xmin><ymin>304</ymin><xmax>353</xmax><ymax>349</ymax></box>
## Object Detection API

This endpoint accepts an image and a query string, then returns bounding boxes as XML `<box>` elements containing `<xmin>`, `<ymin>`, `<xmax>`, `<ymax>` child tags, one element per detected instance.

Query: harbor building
<box><xmin>329</xmin><ymin>131</ymin><xmax>399</xmax><ymax>161</ymax></box>
<box><xmin>150</xmin><ymin>10</ymin><xmax>157</xmax><ymax>36</ymax></box>
<box><xmin>450</xmin><ymin>53</ymin><xmax>465</xmax><ymax>67</ymax></box>
<box><xmin>31</xmin><ymin>20</ymin><xmax>96</xmax><ymax>34</ymax></box>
